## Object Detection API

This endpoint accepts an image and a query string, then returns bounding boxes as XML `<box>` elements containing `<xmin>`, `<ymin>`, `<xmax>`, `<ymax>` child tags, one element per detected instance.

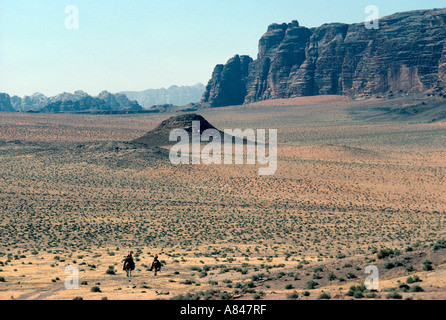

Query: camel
<box><xmin>123</xmin><ymin>253</ymin><xmax>135</xmax><ymax>277</ymax></box>
<box><xmin>149</xmin><ymin>256</ymin><xmax>162</xmax><ymax>276</ymax></box>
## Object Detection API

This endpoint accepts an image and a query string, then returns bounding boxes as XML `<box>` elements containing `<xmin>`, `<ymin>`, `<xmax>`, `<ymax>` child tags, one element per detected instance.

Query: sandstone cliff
<box><xmin>201</xmin><ymin>9</ymin><xmax>446</xmax><ymax>107</ymax></box>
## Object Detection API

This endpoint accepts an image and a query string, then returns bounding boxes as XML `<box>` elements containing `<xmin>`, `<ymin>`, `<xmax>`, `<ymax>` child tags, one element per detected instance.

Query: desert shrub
<box><xmin>106</xmin><ymin>266</ymin><xmax>116</xmax><ymax>275</ymax></box>
<box><xmin>73</xmin><ymin>297</ymin><xmax>83</xmax><ymax>300</ymax></box>
<box><xmin>0</xmin><ymin>276</ymin><xmax>5</xmax><ymax>282</ymax></box>
<box><xmin>328</xmin><ymin>272</ymin><xmax>337</xmax><ymax>281</ymax></box>
<box><xmin>365</xmin><ymin>292</ymin><xmax>377</xmax><ymax>298</ymax></box>
<box><xmin>406</xmin><ymin>275</ymin><xmax>421</xmax><ymax>284</ymax></box>
<box><xmin>202</xmin><ymin>265</ymin><xmax>211</xmax><ymax>272</ymax></box>
<box><xmin>219</xmin><ymin>267</ymin><xmax>230</xmax><ymax>274</ymax></box>
<box><xmin>406</xmin><ymin>265</ymin><xmax>415</xmax><ymax>272</ymax></box>
<box><xmin>386</xmin><ymin>291</ymin><xmax>402</xmax><ymax>299</ymax></box>
<box><xmin>409</xmin><ymin>285</ymin><xmax>424</xmax><ymax>292</ymax></box>
<box><xmin>286</xmin><ymin>291</ymin><xmax>299</xmax><ymax>300</ymax></box>
<box><xmin>220</xmin><ymin>292</ymin><xmax>232</xmax><ymax>300</ymax></box>
<box><xmin>433</xmin><ymin>239</ymin><xmax>446</xmax><ymax>251</ymax></box>
<box><xmin>171</xmin><ymin>293</ymin><xmax>200</xmax><ymax>300</ymax></box>
<box><xmin>393</xmin><ymin>260</ymin><xmax>403</xmax><ymax>267</ymax></box>
<box><xmin>251</xmin><ymin>274</ymin><xmax>262</xmax><ymax>281</ymax></box>
<box><xmin>190</xmin><ymin>266</ymin><xmax>202</xmax><ymax>272</ymax></box>
<box><xmin>284</xmin><ymin>284</ymin><xmax>293</xmax><ymax>290</ymax></box>
<box><xmin>398</xmin><ymin>284</ymin><xmax>410</xmax><ymax>292</ymax></box>
<box><xmin>346</xmin><ymin>272</ymin><xmax>357</xmax><ymax>279</ymax></box>
<box><xmin>91</xmin><ymin>286</ymin><xmax>101</xmax><ymax>292</ymax></box>
<box><xmin>253</xmin><ymin>293</ymin><xmax>262</xmax><ymax>300</ymax></box>
<box><xmin>313</xmin><ymin>266</ymin><xmax>324</xmax><ymax>273</ymax></box>
<box><xmin>382</xmin><ymin>287</ymin><xmax>397</xmax><ymax>292</ymax></box>
<box><xmin>180</xmin><ymin>279</ymin><xmax>195</xmax><ymax>285</ymax></box>
<box><xmin>384</xmin><ymin>262</ymin><xmax>395</xmax><ymax>269</ymax></box>
<box><xmin>318</xmin><ymin>292</ymin><xmax>331</xmax><ymax>299</ymax></box>
<box><xmin>347</xmin><ymin>284</ymin><xmax>367</xmax><ymax>297</ymax></box>
<box><xmin>422</xmin><ymin>260</ymin><xmax>433</xmax><ymax>271</ymax></box>
<box><xmin>305</xmin><ymin>280</ymin><xmax>318</xmax><ymax>289</ymax></box>
<box><xmin>377</xmin><ymin>248</ymin><xmax>394</xmax><ymax>259</ymax></box>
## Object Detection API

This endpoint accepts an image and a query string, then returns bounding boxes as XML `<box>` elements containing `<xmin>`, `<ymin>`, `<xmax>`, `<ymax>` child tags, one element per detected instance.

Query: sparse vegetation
<box><xmin>318</xmin><ymin>292</ymin><xmax>331</xmax><ymax>299</ymax></box>
<box><xmin>423</xmin><ymin>260</ymin><xmax>433</xmax><ymax>271</ymax></box>
<box><xmin>305</xmin><ymin>280</ymin><xmax>319</xmax><ymax>290</ymax></box>
<box><xmin>406</xmin><ymin>275</ymin><xmax>422</xmax><ymax>284</ymax></box>
<box><xmin>0</xmin><ymin>99</ymin><xmax>445</xmax><ymax>300</ymax></box>
<box><xmin>386</xmin><ymin>291</ymin><xmax>403</xmax><ymax>299</ymax></box>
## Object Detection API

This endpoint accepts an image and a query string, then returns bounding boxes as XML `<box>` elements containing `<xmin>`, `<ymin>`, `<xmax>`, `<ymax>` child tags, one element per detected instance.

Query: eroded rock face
<box><xmin>201</xmin><ymin>8</ymin><xmax>446</xmax><ymax>107</ymax></box>
<box><xmin>202</xmin><ymin>55</ymin><xmax>253</xmax><ymax>107</ymax></box>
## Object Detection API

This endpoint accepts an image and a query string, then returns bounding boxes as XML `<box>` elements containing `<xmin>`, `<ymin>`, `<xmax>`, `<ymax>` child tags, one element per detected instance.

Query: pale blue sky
<box><xmin>1</xmin><ymin>0</ymin><xmax>445</xmax><ymax>97</ymax></box>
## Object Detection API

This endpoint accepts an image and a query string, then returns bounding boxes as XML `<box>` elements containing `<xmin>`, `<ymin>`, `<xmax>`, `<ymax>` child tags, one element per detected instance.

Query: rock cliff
<box><xmin>201</xmin><ymin>8</ymin><xmax>446</xmax><ymax>107</ymax></box>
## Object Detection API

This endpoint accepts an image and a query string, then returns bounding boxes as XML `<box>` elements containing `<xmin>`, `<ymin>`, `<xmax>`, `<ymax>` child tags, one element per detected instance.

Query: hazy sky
<box><xmin>1</xmin><ymin>0</ymin><xmax>445</xmax><ymax>97</ymax></box>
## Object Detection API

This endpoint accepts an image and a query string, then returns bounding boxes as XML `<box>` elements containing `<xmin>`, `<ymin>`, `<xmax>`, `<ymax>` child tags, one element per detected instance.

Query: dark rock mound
<box><xmin>132</xmin><ymin>114</ymin><xmax>222</xmax><ymax>147</ymax></box>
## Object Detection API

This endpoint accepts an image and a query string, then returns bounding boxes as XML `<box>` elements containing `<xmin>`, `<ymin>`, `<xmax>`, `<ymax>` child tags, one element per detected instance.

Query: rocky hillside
<box><xmin>201</xmin><ymin>8</ymin><xmax>446</xmax><ymax>107</ymax></box>
<box><xmin>121</xmin><ymin>83</ymin><xmax>205</xmax><ymax>108</ymax></box>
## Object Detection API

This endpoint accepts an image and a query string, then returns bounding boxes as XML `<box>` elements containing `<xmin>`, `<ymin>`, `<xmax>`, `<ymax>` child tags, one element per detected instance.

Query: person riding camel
<box><xmin>149</xmin><ymin>253</ymin><xmax>161</xmax><ymax>275</ymax></box>
<box><xmin>123</xmin><ymin>251</ymin><xmax>135</xmax><ymax>276</ymax></box>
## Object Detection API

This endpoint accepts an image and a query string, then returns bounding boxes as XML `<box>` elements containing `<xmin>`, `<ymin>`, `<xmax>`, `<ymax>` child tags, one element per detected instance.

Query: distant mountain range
<box><xmin>0</xmin><ymin>83</ymin><xmax>205</xmax><ymax>113</ymax></box>
<box><xmin>0</xmin><ymin>90</ymin><xmax>142</xmax><ymax>113</ymax></box>
<box><xmin>121</xmin><ymin>83</ymin><xmax>205</xmax><ymax>109</ymax></box>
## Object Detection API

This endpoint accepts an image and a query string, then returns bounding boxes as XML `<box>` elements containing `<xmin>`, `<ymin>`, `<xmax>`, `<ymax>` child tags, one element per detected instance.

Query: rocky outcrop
<box><xmin>202</xmin><ymin>8</ymin><xmax>446</xmax><ymax>107</ymax></box>
<box><xmin>12</xmin><ymin>93</ymin><xmax>47</xmax><ymax>111</ymax></box>
<box><xmin>133</xmin><ymin>113</ymin><xmax>220</xmax><ymax>147</ymax></box>
<box><xmin>40</xmin><ymin>95</ymin><xmax>112</xmax><ymax>113</ymax></box>
<box><xmin>201</xmin><ymin>55</ymin><xmax>253</xmax><ymax>107</ymax></box>
<box><xmin>0</xmin><ymin>93</ymin><xmax>15</xmax><ymax>112</ymax></box>
<box><xmin>97</xmin><ymin>90</ymin><xmax>142</xmax><ymax>111</ymax></box>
